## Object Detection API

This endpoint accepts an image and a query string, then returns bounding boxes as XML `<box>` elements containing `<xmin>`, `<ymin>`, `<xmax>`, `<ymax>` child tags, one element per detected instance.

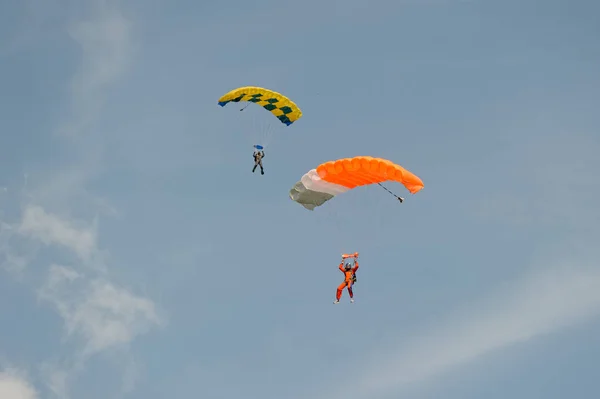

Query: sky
<box><xmin>1</xmin><ymin>0</ymin><xmax>599</xmax><ymax>398</ymax></box>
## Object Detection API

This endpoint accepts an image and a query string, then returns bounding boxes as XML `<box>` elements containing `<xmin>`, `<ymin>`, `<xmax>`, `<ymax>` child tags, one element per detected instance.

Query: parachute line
<box><xmin>377</xmin><ymin>183</ymin><xmax>404</xmax><ymax>203</ymax></box>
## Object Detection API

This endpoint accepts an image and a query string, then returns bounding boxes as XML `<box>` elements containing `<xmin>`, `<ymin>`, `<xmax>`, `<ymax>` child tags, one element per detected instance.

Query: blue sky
<box><xmin>1</xmin><ymin>0</ymin><xmax>599</xmax><ymax>398</ymax></box>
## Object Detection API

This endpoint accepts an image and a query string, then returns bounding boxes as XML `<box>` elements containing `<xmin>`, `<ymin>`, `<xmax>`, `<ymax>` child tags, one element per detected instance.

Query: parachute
<box><xmin>218</xmin><ymin>86</ymin><xmax>303</xmax><ymax>126</ymax></box>
<box><xmin>289</xmin><ymin>156</ymin><xmax>424</xmax><ymax>210</ymax></box>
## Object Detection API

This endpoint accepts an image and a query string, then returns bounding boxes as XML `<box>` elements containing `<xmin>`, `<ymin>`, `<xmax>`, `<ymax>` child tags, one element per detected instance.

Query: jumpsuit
<box><xmin>252</xmin><ymin>151</ymin><xmax>265</xmax><ymax>174</ymax></box>
<box><xmin>336</xmin><ymin>261</ymin><xmax>359</xmax><ymax>301</ymax></box>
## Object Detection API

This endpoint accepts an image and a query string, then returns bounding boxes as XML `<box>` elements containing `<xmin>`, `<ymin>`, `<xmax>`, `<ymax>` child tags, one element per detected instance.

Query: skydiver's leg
<box><xmin>348</xmin><ymin>284</ymin><xmax>355</xmax><ymax>302</ymax></box>
<box><xmin>259</xmin><ymin>160</ymin><xmax>264</xmax><ymax>175</ymax></box>
<box><xmin>335</xmin><ymin>281</ymin><xmax>347</xmax><ymax>303</ymax></box>
<box><xmin>252</xmin><ymin>163</ymin><xmax>257</xmax><ymax>172</ymax></box>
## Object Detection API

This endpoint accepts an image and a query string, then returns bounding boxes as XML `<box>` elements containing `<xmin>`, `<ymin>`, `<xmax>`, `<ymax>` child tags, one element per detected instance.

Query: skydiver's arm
<box><xmin>339</xmin><ymin>262</ymin><xmax>345</xmax><ymax>272</ymax></box>
<box><xmin>261</xmin><ymin>151</ymin><xmax>265</xmax><ymax>158</ymax></box>
<box><xmin>353</xmin><ymin>261</ymin><xmax>359</xmax><ymax>272</ymax></box>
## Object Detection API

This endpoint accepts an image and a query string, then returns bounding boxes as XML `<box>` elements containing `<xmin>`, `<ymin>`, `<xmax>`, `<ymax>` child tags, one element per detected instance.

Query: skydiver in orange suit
<box><xmin>334</xmin><ymin>252</ymin><xmax>359</xmax><ymax>304</ymax></box>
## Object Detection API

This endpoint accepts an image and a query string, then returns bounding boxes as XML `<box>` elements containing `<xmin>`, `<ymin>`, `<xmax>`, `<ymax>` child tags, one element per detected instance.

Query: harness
<box><xmin>345</xmin><ymin>268</ymin><xmax>357</xmax><ymax>284</ymax></box>
<box><xmin>343</xmin><ymin>256</ymin><xmax>359</xmax><ymax>284</ymax></box>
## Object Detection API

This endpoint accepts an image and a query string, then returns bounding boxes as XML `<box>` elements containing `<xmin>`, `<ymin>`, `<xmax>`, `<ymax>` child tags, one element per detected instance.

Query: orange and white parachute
<box><xmin>289</xmin><ymin>156</ymin><xmax>424</xmax><ymax>210</ymax></box>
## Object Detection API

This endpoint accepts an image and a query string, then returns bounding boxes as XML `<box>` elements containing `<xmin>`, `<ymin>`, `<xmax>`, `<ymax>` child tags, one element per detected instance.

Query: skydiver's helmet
<box><xmin>345</xmin><ymin>263</ymin><xmax>352</xmax><ymax>270</ymax></box>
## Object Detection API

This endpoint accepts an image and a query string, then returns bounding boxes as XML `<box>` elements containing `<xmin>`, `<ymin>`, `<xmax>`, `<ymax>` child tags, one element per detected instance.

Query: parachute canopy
<box><xmin>218</xmin><ymin>86</ymin><xmax>302</xmax><ymax>126</ymax></box>
<box><xmin>289</xmin><ymin>156</ymin><xmax>424</xmax><ymax>210</ymax></box>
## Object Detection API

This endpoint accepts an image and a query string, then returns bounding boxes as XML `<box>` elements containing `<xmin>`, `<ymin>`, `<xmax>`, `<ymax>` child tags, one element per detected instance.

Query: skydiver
<box><xmin>333</xmin><ymin>253</ymin><xmax>359</xmax><ymax>304</ymax></box>
<box><xmin>252</xmin><ymin>150</ymin><xmax>265</xmax><ymax>175</ymax></box>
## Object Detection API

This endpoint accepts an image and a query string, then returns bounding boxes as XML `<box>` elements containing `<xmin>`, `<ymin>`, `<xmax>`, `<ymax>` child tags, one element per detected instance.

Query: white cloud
<box><xmin>319</xmin><ymin>256</ymin><xmax>600</xmax><ymax>399</ymax></box>
<box><xmin>0</xmin><ymin>222</ymin><xmax>26</xmax><ymax>274</ymax></box>
<box><xmin>17</xmin><ymin>205</ymin><xmax>97</xmax><ymax>262</ymax></box>
<box><xmin>0</xmin><ymin>369</ymin><xmax>39</xmax><ymax>399</ymax></box>
<box><xmin>40</xmin><ymin>364</ymin><xmax>70</xmax><ymax>399</ymax></box>
<box><xmin>62</xmin><ymin>0</ymin><xmax>132</xmax><ymax>136</ymax></box>
<box><xmin>39</xmin><ymin>264</ymin><xmax>162</xmax><ymax>357</ymax></box>
<box><xmin>1</xmin><ymin>1</ymin><xmax>157</xmax><ymax>398</ymax></box>
<box><xmin>0</xmin><ymin>216</ymin><xmax>43</xmax><ymax>276</ymax></box>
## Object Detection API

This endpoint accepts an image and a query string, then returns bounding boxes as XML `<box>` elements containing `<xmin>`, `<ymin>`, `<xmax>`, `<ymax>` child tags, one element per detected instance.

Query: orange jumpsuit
<box><xmin>336</xmin><ymin>261</ymin><xmax>359</xmax><ymax>301</ymax></box>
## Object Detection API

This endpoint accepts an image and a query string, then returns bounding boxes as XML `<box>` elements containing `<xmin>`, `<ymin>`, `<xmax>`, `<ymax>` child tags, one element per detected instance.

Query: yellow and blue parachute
<box><xmin>218</xmin><ymin>86</ymin><xmax>303</xmax><ymax>126</ymax></box>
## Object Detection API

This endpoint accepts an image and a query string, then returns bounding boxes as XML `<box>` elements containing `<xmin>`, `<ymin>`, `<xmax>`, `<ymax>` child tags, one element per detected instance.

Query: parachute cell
<box><xmin>289</xmin><ymin>156</ymin><xmax>424</xmax><ymax>210</ymax></box>
<box><xmin>218</xmin><ymin>86</ymin><xmax>302</xmax><ymax>126</ymax></box>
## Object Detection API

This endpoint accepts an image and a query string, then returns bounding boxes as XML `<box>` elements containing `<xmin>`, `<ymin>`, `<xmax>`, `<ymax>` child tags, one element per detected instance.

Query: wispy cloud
<box><xmin>0</xmin><ymin>221</ymin><xmax>32</xmax><ymax>274</ymax></box>
<box><xmin>39</xmin><ymin>364</ymin><xmax>69</xmax><ymax>399</ymax></box>
<box><xmin>0</xmin><ymin>198</ymin><xmax>163</xmax><ymax>398</ymax></box>
<box><xmin>61</xmin><ymin>0</ymin><xmax>132</xmax><ymax>136</ymax></box>
<box><xmin>0</xmin><ymin>368</ymin><xmax>39</xmax><ymax>399</ymax></box>
<box><xmin>0</xmin><ymin>2</ymin><xmax>161</xmax><ymax>396</ymax></box>
<box><xmin>18</xmin><ymin>205</ymin><xmax>97</xmax><ymax>263</ymax></box>
<box><xmin>39</xmin><ymin>264</ymin><xmax>162</xmax><ymax>357</ymax></box>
